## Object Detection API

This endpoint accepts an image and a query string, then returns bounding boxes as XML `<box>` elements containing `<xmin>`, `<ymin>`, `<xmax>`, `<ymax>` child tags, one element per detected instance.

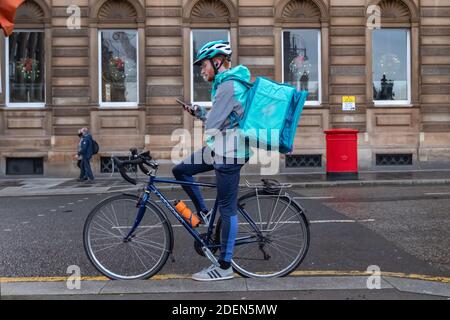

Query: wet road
<box><xmin>0</xmin><ymin>184</ymin><xmax>449</xmax><ymax>278</ymax></box>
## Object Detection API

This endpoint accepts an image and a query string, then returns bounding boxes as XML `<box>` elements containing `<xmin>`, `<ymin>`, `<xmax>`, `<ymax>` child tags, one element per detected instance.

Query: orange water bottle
<box><xmin>174</xmin><ymin>200</ymin><xmax>200</xmax><ymax>228</ymax></box>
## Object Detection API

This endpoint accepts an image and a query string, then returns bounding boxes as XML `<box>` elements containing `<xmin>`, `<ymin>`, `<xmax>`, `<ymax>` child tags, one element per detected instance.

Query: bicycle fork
<box><xmin>124</xmin><ymin>191</ymin><xmax>150</xmax><ymax>241</ymax></box>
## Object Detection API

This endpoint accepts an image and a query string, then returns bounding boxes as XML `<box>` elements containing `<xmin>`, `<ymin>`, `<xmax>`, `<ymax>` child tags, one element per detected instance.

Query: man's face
<box><xmin>199</xmin><ymin>59</ymin><xmax>216</xmax><ymax>82</ymax></box>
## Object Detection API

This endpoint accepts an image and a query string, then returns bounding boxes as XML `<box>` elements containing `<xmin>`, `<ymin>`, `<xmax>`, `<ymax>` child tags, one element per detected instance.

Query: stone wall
<box><xmin>0</xmin><ymin>0</ymin><xmax>449</xmax><ymax>176</ymax></box>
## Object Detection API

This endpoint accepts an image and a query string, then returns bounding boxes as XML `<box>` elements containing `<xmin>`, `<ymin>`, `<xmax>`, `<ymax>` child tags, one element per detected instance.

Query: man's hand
<box><xmin>182</xmin><ymin>104</ymin><xmax>198</xmax><ymax>116</ymax></box>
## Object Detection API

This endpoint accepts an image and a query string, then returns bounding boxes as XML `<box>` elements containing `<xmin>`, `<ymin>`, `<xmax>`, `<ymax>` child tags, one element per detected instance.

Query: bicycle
<box><xmin>83</xmin><ymin>148</ymin><xmax>310</xmax><ymax>280</ymax></box>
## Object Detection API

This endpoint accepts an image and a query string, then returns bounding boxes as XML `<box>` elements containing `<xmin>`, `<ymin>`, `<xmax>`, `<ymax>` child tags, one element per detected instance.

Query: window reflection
<box><xmin>101</xmin><ymin>31</ymin><xmax>138</xmax><ymax>104</ymax></box>
<box><xmin>372</xmin><ymin>29</ymin><xmax>409</xmax><ymax>102</ymax></box>
<box><xmin>192</xmin><ymin>30</ymin><xmax>229</xmax><ymax>103</ymax></box>
<box><xmin>283</xmin><ymin>30</ymin><xmax>320</xmax><ymax>102</ymax></box>
<box><xmin>8</xmin><ymin>32</ymin><xmax>45</xmax><ymax>104</ymax></box>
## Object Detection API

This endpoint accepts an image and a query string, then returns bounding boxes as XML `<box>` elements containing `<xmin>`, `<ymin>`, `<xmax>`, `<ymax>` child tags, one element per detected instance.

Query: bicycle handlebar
<box><xmin>113</xmin><ymin>149</ymin><xmax>158</xmax><ymax>185</ymax></box>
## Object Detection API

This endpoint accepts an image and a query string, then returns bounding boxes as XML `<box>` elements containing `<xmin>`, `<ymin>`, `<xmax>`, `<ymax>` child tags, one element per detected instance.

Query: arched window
<box><xmin>90</xmin><ymin>0</ymin><xmax>145</xmax><ymax>107</ymax></box>
<box><xmin>183</xmin><ymin>0</ymin><xmax>238</xmax><ymax>107</ymax></box>
<box><xmin>275</xmin><ymin>0</ymin><xmax>329</xmax><ymax>107</ymax></box>
<box><xmin>4</xmin><ymin>0</ymin><xmax>50</xmax><ymax>107</ymax></box>
<box><xmin>367</xmin><ymin>0</ymin><xmax>419</xmax><ymax>106</ymax></box>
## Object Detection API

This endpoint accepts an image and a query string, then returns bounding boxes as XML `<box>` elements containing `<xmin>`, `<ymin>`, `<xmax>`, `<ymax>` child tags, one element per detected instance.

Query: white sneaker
<box><xmin>192</xmin><ymin>264</ymin><xmax>234</xmax><ymax>281</ymax></box>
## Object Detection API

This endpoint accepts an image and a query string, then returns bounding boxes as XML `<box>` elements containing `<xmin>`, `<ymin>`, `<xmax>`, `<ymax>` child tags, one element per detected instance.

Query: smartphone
<box><xmin>175</xmin><ymin>98</ymin><xmax>190</xmax><ymax>108</ymax></box>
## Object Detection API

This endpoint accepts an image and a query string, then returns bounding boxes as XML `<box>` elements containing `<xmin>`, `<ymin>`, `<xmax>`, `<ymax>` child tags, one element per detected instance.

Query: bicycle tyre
<box><xmin>217</xmin><ymin>190</ymin><xmax>310</xmax><ymax>278</ymax></box>
<box><xmin>83</xmin><ymin>194</ymin><xmax>173</xmax><ymax>280</ymax></box>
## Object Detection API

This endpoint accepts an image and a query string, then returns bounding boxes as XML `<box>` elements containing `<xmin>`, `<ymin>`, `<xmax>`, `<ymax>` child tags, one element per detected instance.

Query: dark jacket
<box><xmin>79</xmin><ymin>133</ymin><xmax>93</xmax><ymax>159</ymax></box>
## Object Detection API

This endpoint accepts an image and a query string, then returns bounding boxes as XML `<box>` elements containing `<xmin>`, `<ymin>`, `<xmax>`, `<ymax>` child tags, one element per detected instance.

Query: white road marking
<box><xmin>67</xmin><ymin>203</ymin><xmax>74</xmax><ymax>205</ymax></box>
<box><xmin>59</xmin><ymin>206</ymin><xmax>65</xmax><ymax>209</ymax></box>
<box><xmin>152</xmin><ymin>196</ymin><xmax>335</xmax><ymax>204</ymax></box>
<box><xmin>38</xmin><ymin>214</ymin><xmax>45</xmax><ymax>217</ymax></box>
<box><xmin>294</xmin><ymin>196</ymin><xmax>335</xmax><ymax>200</ymax></box>
<box><xmin>425</xmin><ymin>192</ymin><xmax>450</xmax><ymax>196</ymax></box>
<box><xmin>50</xmin><ymin>209</ymin><xmax>57</xmax><ymax>212</ymax></box>
<box><xmin>4</xmin><ymin>229</ymin><xmax>12</xmax><ymax>232</ymax></box>
<box><xmin>310</xmin><ymin>219</ymin><xmax>375</xmax><ymax>224</ymax></box>
<box><xmin>22</xmin><ymin>222</ymin><xmax>29</xmax><ymax>224</ymax></box>
<box><xmin>112</xmin><ymin>219</ymin><xmax>375</xmax><ymax>229</ymax></box>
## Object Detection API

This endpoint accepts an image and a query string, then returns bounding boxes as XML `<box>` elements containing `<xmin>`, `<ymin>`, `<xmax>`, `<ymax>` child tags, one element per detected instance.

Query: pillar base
<box><xmin>326</xmin><ymin>172</ymin><xmax>359</xmax><ymax>181</ymax></box>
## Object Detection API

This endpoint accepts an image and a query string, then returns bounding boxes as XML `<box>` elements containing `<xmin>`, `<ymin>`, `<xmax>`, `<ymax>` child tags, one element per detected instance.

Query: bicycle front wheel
<box><xmin>83</xmin><ymin>194</ymin><xmax>172</xmax><ymax>280</ymax></box>
<box><xmin>222</xmin><ymin>191</ymin><xmax>310</xmax><ymax>278</ymax></box>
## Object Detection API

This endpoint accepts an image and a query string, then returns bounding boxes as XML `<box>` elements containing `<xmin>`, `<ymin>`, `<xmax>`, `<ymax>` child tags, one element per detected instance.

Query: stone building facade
<box><xmin>0</xmin><ymin>0</ymin><xmax>449</xmax><ymax>176</ymax></box>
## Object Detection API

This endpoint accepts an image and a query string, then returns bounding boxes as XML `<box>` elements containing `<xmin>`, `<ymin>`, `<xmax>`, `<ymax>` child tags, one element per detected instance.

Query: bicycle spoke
<box><xmin>91</xmin><ymin>241</ymin><xmax>123</xmax><ymax>253</ymax></box>
<box><xmin>271</xmin><ymin>220</ymin><xmax>303</xmax><ymax>235</ymax></box>
<box><xmin>131</xmin><ymin>237</ymin><xmax>168</xmax><ymax>252</ymax></box>
<box><xmin>99</xmin><ymin>209</ymin><xmax>116</xmax><ymax>227</ymax></box>
<box><xmin>264</xmin><ymin>241</ymin><xmax>297</xmax><ymax>262</ymax></box>
<box><xmin>270</xmin><ymin>237</ymin><xmax>303</xmax><ymax>250</ymax></box>
<box><xmin>134</xmin><ymin>224</ymin><xmax>164</xmax><ymax>238</ymax></box>
<box><xmin>270</xmin><ymin>233</ymin><xmax>304</xmax><ymax>242</ymax></box>
<box><xmin>92</xmin><ymin>222</ymin><xmax>120</xmax><ymax>238</ymax></box>
<box><xmin>266</xmin><ymin>190</ymin><xmax>283</xmax><ymax>229</ymax></box>
<box><xmin>129</xmin><ymin>243</ymin><xmax>149</xmax><ymax>270</ymax></box>
<box><xmin>129</xmin><ymin>242</ymin><xmax>160</xmax><ymax>263</ymax></box>
<box><xmin>110</xmin><ymin>204</ymin><xmax>125</xmax><ymax>237</ymax></box>
<box><xmin>269</xmin><ymin>239</ymin><xmax>300</xmax><ymax>256</ymax></box>
<box><xmin>90</xmin><ymin>234</ymin><xmax>123</xmax><ymax>241</ymax></box>
<box><xmin>90</xmin><ymin>227</ymin><xmax>118</xmax><ymax>239</ymax></box>
<box><xmin>270</xmin><ymin>212</ymin><xmax>301</xmax><ymax>233</ymax></box>
<box><xmin>255</xmin><ymin>190</ymin><xmax>263</xmax><ymax>228</ymax></box>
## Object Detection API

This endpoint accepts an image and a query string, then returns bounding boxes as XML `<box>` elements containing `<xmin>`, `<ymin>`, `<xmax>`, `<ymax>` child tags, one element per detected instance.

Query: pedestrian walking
<box><xmin>78</xmin><ymin>127</ymin><xmax>95</xmax><ymax>182</ymax></box>
<box><xmin>75</xmin><ymin>129</ymin><xmax>86</xmax><ymax>181</ymax></box>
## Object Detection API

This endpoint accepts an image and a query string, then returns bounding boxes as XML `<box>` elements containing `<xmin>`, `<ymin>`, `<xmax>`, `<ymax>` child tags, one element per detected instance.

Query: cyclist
<box><xmin>172</xmin><ymin>40</ymin><xmax>251</xmax><ymax>281</ymax></box>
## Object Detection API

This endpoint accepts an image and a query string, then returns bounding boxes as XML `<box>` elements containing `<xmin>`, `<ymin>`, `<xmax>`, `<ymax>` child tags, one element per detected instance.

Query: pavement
<box><xmin>1</xmin><ymin>273</ymin><xmax>449</xmax><ymax>299</ymax></box>
<box><xmin>2</xmin><ymin>169</ymin><xmax>450</xmax><ymax>197</ymax></box>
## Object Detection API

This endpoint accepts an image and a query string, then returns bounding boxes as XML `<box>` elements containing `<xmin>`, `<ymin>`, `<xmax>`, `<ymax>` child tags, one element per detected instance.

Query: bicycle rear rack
<box><xmin>244</xmin><ymin>178</ymin><xmax>292</xmax><ymax>193</ymax></box>
<box><xmin>242</xmin><ymin>178</ymin><xmax>295</xmax><ymax>233</ymax></box>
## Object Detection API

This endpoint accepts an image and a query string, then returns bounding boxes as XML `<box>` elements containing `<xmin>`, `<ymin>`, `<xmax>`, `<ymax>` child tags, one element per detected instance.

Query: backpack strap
<box><xmin>224</xmin><ymin>76</ymin><xmax>253</xmax><ymax>89</ymax></box>
<box><xmin>222</xmin><ymin>77</ymin><xmax>253</xmax><ymax>129</ymax></box>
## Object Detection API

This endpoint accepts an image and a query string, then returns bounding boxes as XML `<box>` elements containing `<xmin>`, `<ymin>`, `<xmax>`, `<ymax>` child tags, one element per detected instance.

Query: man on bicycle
<box><xmin>172</xmin><ymin>40</ymin><xmax>251</xmax><ymax>281</ymax></box>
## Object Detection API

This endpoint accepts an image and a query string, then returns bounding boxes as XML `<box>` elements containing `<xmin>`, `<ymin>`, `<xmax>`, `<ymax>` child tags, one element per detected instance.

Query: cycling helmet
<box><xmin>193</xmin><ymin>40</ymin><xmax>232</xmax><ymax>74</ymax></box>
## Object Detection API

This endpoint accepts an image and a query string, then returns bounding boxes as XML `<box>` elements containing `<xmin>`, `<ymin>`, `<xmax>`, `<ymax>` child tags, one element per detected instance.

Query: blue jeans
<box><xmin>80</xmin><ymin>157</ymin><xmax>94</xmax><ymax>181</ymax></box>
<box><xmin>172</xmin><ymin>147</ymin><xmax>246</xmax><ymax>262</ymax></box>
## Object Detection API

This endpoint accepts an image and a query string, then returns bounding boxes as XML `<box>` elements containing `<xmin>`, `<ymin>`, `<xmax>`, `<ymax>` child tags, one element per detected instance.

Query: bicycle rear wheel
<box><xmin>218</xmin><ymin>191</ymin><xmax>310</xmax><ymax>278</ymax></box>
<box><xmin>83</xmin><ymin>194</ymin><xmax>172</xmax><ymax>280</ymax></box>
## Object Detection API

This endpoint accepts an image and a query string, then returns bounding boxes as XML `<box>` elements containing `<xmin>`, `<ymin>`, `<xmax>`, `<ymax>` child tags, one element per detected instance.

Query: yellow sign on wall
<box><xmin>342</xmin><ymin>96</ymin><xmax>356</xmax><ymax>111</ymax></box>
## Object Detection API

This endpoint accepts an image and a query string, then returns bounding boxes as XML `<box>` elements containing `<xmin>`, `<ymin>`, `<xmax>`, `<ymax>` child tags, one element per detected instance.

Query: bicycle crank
<box><xmin>194</xmin><ymin>233</ymin><xmax>219</xmax><ymax>257</ymax></box>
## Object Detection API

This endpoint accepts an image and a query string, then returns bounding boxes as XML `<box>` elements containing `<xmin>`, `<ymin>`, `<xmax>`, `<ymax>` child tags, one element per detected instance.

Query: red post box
<box><xmin>324</xmin><ymin>128</ymin><xmax>358</xmax><ymax>180</ymax></box>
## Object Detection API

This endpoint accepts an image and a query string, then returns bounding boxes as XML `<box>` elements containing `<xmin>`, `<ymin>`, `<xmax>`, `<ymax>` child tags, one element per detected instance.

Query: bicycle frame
<box><xmin>124</xmin><ymin>174</ymin><xmax>262</xmax><ymax>252</ymax></box>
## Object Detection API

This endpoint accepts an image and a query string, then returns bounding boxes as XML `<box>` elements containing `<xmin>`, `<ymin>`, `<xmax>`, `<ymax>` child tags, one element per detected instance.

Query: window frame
<box><xmin>5</xmin><ymin>29</ymin><xmax>46</xmax><ymax>108</ymax></box>
<box><xmin>281</xmin><ymin>29</ymin><xmax>322</xmax><ymax>107</ymax></box>
<box><xmin>98</xmin><ymin>29</ymin><xmax>139</xmax><ymax>108</ymax></box>
<box><xmin>372</xmin><ymin>28</ymin><xmax>411</xmax><ymax>106</ymax></box>
<box><xmin>190</xmin><ymin>29</ymin><xmax>231</xmax><ymax>108</ymax></box>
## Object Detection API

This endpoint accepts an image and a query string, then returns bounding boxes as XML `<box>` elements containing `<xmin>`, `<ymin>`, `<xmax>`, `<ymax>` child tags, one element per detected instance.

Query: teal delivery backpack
<box><xmin>229</xmin><ymin>77</ymin><xmax>308</xmax><ymax>154</ymax></box>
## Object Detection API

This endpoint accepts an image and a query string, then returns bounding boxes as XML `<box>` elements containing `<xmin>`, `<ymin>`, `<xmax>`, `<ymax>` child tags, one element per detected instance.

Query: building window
<box><xmin>282</xmin><ymin>29</ymin><xmax>321</xmax><ymax>105</ymax></box>
<box><xmin>99</xmin><ymin>30</ymin><xmax>138</xmax><ymax>106</ymax></box>
<box><xmin>6</xmin><ymin>157</ymin><xmax>44</xmax><ymax>175</ymax></box>
<box><xmin>191</xmin><ymin>29</ymin><xmax>230</xmax><ymax>106</ymax></box>
<box><xmin>6</xmin><ymin>31</ymin><xmax>45</xmax><ymax>107</ymax></box>
<box><xmin>372</xmin><ymin>29</ymin><xmax>410</xmax><ymax>105</ymax></box>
